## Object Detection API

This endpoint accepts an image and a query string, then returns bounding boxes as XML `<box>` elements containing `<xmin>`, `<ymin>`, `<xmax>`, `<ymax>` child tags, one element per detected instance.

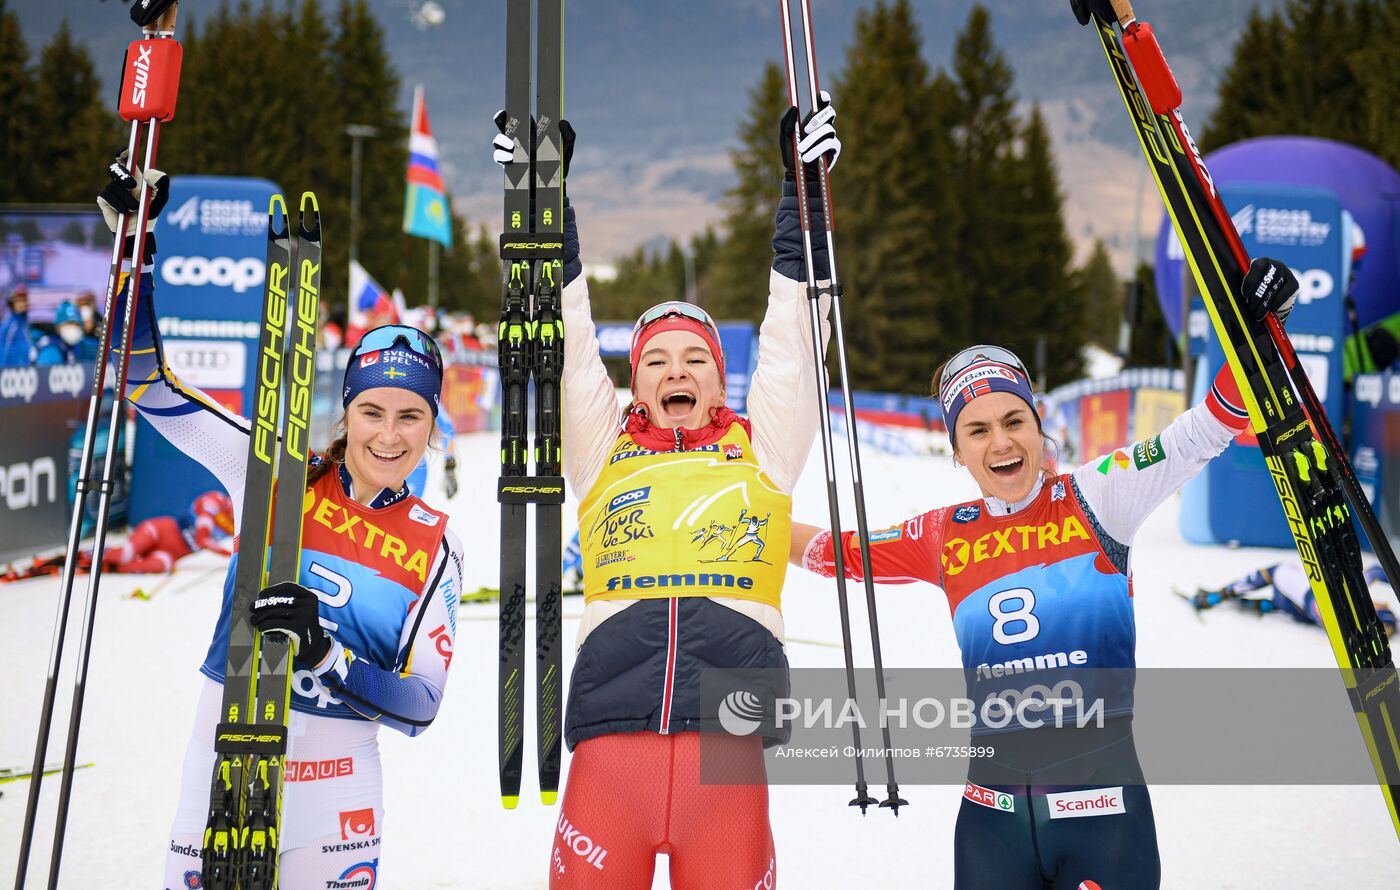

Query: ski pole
<box><xmin>790</xmin><ymin>0</ymin><xmax>906</xmax><ymax>816</ymax></box>
<box><xmin>14</xmin><ymin>5</ymin><xmax>183</xmax><ymax>887</ymax></box>
<box><xmin>778</xmin><ymin>0</ymin><xmax>881</xmax><ymax>814</ymax></box>
<box><xmin>1108</xmin><ymin>0</ymin><xmax>1399</xmax><ymax>667</ymax></box>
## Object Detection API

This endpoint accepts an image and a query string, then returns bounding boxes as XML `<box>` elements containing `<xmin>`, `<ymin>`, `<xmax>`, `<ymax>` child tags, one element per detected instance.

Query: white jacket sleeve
<box><xmin>1071</xmin><ymin>398</ymin><xmax>1242</xmax><ymax>546</ymax></box>
<box><xmin>561</xmin><ymin>275</ymin><xmax>623</xmax><ymax>498</ymax></box>
<box><xmin>747</xmin><ymin>268</ymin><xmax>831</xmax><ymax>494</ymax></box>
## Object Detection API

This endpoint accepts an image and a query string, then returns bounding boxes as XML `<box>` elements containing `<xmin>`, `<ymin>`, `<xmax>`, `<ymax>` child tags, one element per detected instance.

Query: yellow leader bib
<box><xmin>580</xmin><ymin>424</ymin><xmax>791</xmax><ymax>609</ymax></box>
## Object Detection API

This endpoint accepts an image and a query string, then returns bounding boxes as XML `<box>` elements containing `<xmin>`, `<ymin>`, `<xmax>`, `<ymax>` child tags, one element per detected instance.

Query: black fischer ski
<box><xmin>201</xmin><ymin>192</ymin><xmax>322</xmax><ymax>888</ymax></box>
<box><xmin>497</xmin><ymin>0</ymin><xmax>566</xmax><ymax>809</ymax></box>
<box><xmin>1073</xmin><ymin>0</ymin><xmax>1400</xmax><ymax>838</ymax></box>
<box><xmin>532</xmin><ymin>0</ymin><xmax>566</xmax><ymax>807</ymax></box>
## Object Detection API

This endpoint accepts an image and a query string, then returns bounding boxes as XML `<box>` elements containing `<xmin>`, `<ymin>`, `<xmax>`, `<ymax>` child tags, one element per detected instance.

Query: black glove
<box><xmin>1071</xmin><ymin>0</ymin><xmax>1118</xmax><ymax>27</ymax></box>
<box><xmin>97</xmin><ymin>152</ymin><xmax>170</xmax><ymax>262</ymax></box>
<box><xmin>1366</xmin><ymin>326</ymin><xmax>1400</xmax><ymax>370</ymax></box>
<box><xmin>492</xmin><ymin>111</ymin><xmax>575</xmax><ymax>181</ymax></box>
<box><xmin>1241</xmin><ymin>257</ymin><xmax>1299</xmax><ymax>328</ymax></box>
<box><xmin>130</xmin><ymin>0</ymin><xmax>178</xmax><ymax>27</ymax></box>
<box><xmin>249</xmin><ymin>581</ymin><xmax>332</xmax><ymax>668</ymax></box>
<box><xmin>443</xmin><ymin>455</ymin><xmax>459</xmax><ymax>499</ymax></box>
<box><xmin>779</xmin><ymin>91</ymin><xmax>840</xmax><ymax>184</ymax></box>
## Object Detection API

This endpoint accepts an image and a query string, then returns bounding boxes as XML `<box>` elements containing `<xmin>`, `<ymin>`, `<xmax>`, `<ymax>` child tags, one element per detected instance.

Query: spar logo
<box><xmin>161</xmin><ymin>255</ymin><xmax>265</xmax><ymax>293</ymax></box>
<box><xmin>964</xmin><ymin>780</ymin><xmax>1015</xmax><ymax>813</ymax></box>
<box><xmin>556</xmin><ymin>815</ymin><xmax>610</xmax><ymax>870</ymax></box>
<box><xmin>0</xmin><ymin>367</ymin><xmax>38</xmax><ymax>402</ymax></box>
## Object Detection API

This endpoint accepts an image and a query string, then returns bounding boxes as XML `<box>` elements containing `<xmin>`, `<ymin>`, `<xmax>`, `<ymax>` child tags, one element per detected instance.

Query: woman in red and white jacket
<box><xmin>499</xmin><ymin>102</ymin><xmax>840</xmax><ymax>888</ymax></box>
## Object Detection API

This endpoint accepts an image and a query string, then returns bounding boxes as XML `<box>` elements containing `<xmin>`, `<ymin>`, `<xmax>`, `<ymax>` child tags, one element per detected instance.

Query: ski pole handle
<box><xmin>157</xmin><ymin>3</ymin><xmax>179</xmax><ymax>32</ymax></box>
<box><xmin>1110</xmin><ymin>0</ymin><xmax>1135</xmax><ymax>27</ymax></box>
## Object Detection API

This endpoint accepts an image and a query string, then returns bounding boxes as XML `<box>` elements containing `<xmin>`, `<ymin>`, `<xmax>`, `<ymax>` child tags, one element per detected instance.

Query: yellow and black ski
<box><xmin>201</xmin><ymin>192</ymin><xmax>321</xmax><ymax>889</ymax></box>
<box><xmin>1072</xmin><ymin>0</ymin><xmax>1400</xmax><ymax>839</ymax></box>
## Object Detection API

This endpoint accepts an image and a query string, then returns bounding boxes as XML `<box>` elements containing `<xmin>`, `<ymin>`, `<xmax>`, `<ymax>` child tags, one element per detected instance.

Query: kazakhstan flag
<box><xmin>403</xmin><ymin>84</ymin><xmax>453</xmax><ymax>247</ymax></box>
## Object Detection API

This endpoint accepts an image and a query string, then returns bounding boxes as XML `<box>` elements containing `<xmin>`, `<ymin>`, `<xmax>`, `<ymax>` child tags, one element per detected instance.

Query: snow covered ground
<box><xmin>3</xmin><ymin>430</ymin><xmax>1398</xmax><ymax>887</ymax></box>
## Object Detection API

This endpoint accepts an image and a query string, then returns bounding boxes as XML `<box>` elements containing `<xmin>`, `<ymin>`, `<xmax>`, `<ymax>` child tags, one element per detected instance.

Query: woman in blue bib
<box><xmin>790</xmin><ymin>259</ymin><xmax>1299</xmax><ymax>889</ymax></box>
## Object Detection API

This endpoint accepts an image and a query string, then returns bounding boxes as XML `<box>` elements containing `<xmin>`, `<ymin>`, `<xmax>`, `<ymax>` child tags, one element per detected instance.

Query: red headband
<box><xmin>629</xmin><ymin>316</ymin><xmax>726</xmax><ymax>385</ymax></box>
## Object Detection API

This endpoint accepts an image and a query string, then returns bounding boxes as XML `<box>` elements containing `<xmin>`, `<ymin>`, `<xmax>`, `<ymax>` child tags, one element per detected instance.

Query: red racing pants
<box><xmin>103</xmin><ymin>516</ymin><xmax>190</xmax><ymax>573</ymax></box>
<box><xmin>550</xmin><ymin>731</ymin><xmax>776</xmax><ymax>889</ymax></box>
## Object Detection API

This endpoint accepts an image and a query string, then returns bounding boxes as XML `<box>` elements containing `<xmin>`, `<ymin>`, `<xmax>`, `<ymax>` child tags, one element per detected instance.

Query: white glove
<box><xmin>493</xmin><ymin>110</ymin><xmax>517</xmax><ymax>168</ymax></box>
<box><xmin>798</xmin><ymin>91</ymin><xmax>840</xmax><ymax>173</ymax></box>
<box><xmin>97</xmin><ymin>152</ymin><xmax>169</xmax><ymax>236</ymax></box>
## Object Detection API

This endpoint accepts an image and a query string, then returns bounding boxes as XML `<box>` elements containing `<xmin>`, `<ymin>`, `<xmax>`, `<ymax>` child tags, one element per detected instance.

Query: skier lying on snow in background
<box><xmin>92</xmin><ymin>158</ymin><xmax>464</xmax><ymax>887</ymax></box>
<box><xmin>1187</xmin><ymin>558</ymin><xmax>1398</xmax><ymax>635</ymax></box>
<box><xmin>90</xmin><ymin>489</ymin><xmax>234</xmax><ymax>573</ymax></box>
<box><xmin>491</xmin><ymin>94</ymin><xmax>838</xmax><ymax>889</ymax></box>
<box><xmin>789</xmin><ymin>256</ymin><xmax>1300</xmax><ymax>890</ymax></box>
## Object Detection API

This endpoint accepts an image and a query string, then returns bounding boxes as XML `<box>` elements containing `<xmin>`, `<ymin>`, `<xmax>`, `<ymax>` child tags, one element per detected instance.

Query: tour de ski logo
<box><xmin>591</xmin><ymin>486</ymin><xmax>656</xmax><ymax>549</ymax></box>
<box><xmin>691</xmin><ymin>508</ymin><xmax>772</xmax><ymax>564</ymax></box>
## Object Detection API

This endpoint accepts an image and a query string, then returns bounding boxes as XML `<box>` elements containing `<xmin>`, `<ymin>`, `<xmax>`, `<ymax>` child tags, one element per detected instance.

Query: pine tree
<box><xmin>1071</xmin><ymin>239</ymin><xmax>1120</xmax><ymax>351</ymax></box>
<box><xmin>32</xmin><ymin>20</ymin><xmax>120</xmax><ymax>203</ymax></box>
<box><xmin>1354</xmin><ymin>0</ymin><xmax>1400</xmax><ymax>168</ymax></box>
<box><xmin>948</xmin><ymin>4</ymin><xmax>1021</xmax><ymax>356</ymax></box>
<box><xmin>1200</xmin><ymin>8</ymin><xmax>1287</xmax><ymax>152</ymax></box>
<box><xmin>702</xmin><ymin>61</ymin><xmax>788</xmax><ymax>324</ymax></box>
<box><xmin>0</xmin><ymin>2</ymin><xmax>34</xmax><ymax>202</ymax></box>
<box><xmin>833</xmin><ymin>0</ymin><xmax>958</xmax><ymax>392</ymax></box>
<box><xmin>1004</xmin><ymin>106</ymin><xmax>1082</xmax><ymax>389</ymax></box>
<box><xmin>1202</xmin><ymin>0</ymin><xmax>1380</xmax><ymax>156</ymax></box>
<box><xmin>329</xmin><ymin>0</ymin><xmax>406</xmax><ymax>313</ymax></box>
<box><xmin>1126</xmin><ymin>261</ymin><xmax>1173</xmax><ymax>368</ymax></box>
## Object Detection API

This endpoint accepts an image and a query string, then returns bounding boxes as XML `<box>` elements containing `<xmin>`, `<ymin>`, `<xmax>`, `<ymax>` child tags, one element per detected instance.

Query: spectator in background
<box><xmin>75</xmin><ymin>290</ymin><xmax>102</xmax><ymax>339</ymax></box>
<box><xmin>0</xmin><ymin>284</ymin><xmax>36</xmax><ymax>367</ymax></box>
<box><xmin>36</xmin><ymin>301</ymin><xmax>100</xmax><ymax>364</ymax></box>
<box><xmin>319</xmin><ymin>298</ymin><xmax>344</xmax><ymax>350</ymax></box>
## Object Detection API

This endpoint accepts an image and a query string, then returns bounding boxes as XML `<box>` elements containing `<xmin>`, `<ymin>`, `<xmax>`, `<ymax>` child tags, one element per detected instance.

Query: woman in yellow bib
<box><xmin>544</xmin><ymin>104</ymin><xmax>840</xmax><ymax>889</ymax></box>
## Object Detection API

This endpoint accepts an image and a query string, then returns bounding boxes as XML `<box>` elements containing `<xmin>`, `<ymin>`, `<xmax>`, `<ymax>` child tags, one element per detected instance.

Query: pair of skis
<box><xmin>497</xmin><ymin>0</ymin><xmax>566</xmax><ymax>809</ymax></box>
<box><xmin>778</xmin><ymin>0</ymin><xmax>904</xmax><ymax>815</ymax></box>
<box><xmin>200</xmin><ymin>193</ymin><xmax>322</xmax><ymax>890</ymax></box>
<box><xmin>1075</xmin><ymin>0</ymin><xmax>1400</xmax><ymax>838</ymax></box>
<box><xmin>15</xmin><ymin>4</ymin><xmax>184</xmax><ymax>887</ymax></box>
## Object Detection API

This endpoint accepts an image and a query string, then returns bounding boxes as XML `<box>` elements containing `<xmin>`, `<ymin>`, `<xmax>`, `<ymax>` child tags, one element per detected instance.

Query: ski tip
<box><xmin>300</xmin><ymin>191</ymin><xmax>320</xmax><ymax>213</ymax></box>
<box><xmin>501</xmin><ymin>795</ymin><xmax>520</xmax><ymax>810</ymax></box>
<box><xmin>269</xmin><ymin>193</ymin><xmax>287</xmax><ymax>218</ymax></box>
<box><xmin>541</xmin><ymin>790</ymin><xmax>558</xmax><ymax>806</ymax></box>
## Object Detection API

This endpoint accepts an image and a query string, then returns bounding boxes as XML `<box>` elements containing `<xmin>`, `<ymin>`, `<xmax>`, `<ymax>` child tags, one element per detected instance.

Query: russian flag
<box><xmin>403</xmin><ymin>84</ymin><xmax>453</xmax><ymax>247</ymax></box>
<box><xmin>348</xmin><ymin>259</ymin><xmax>396</xmax><ymax>331</ymax></box>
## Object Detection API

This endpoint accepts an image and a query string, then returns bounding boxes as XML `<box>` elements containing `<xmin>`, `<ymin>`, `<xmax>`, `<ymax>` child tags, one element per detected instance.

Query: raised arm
<box><xmin>748</xmin><ymin>97</ymin><xmax>841</xmax><ymax>492</ymax></box>
<box><xmin>1073</xmin><ymin>258</ymin><xmax>1299</xmax><ymax>545</ymax></box>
